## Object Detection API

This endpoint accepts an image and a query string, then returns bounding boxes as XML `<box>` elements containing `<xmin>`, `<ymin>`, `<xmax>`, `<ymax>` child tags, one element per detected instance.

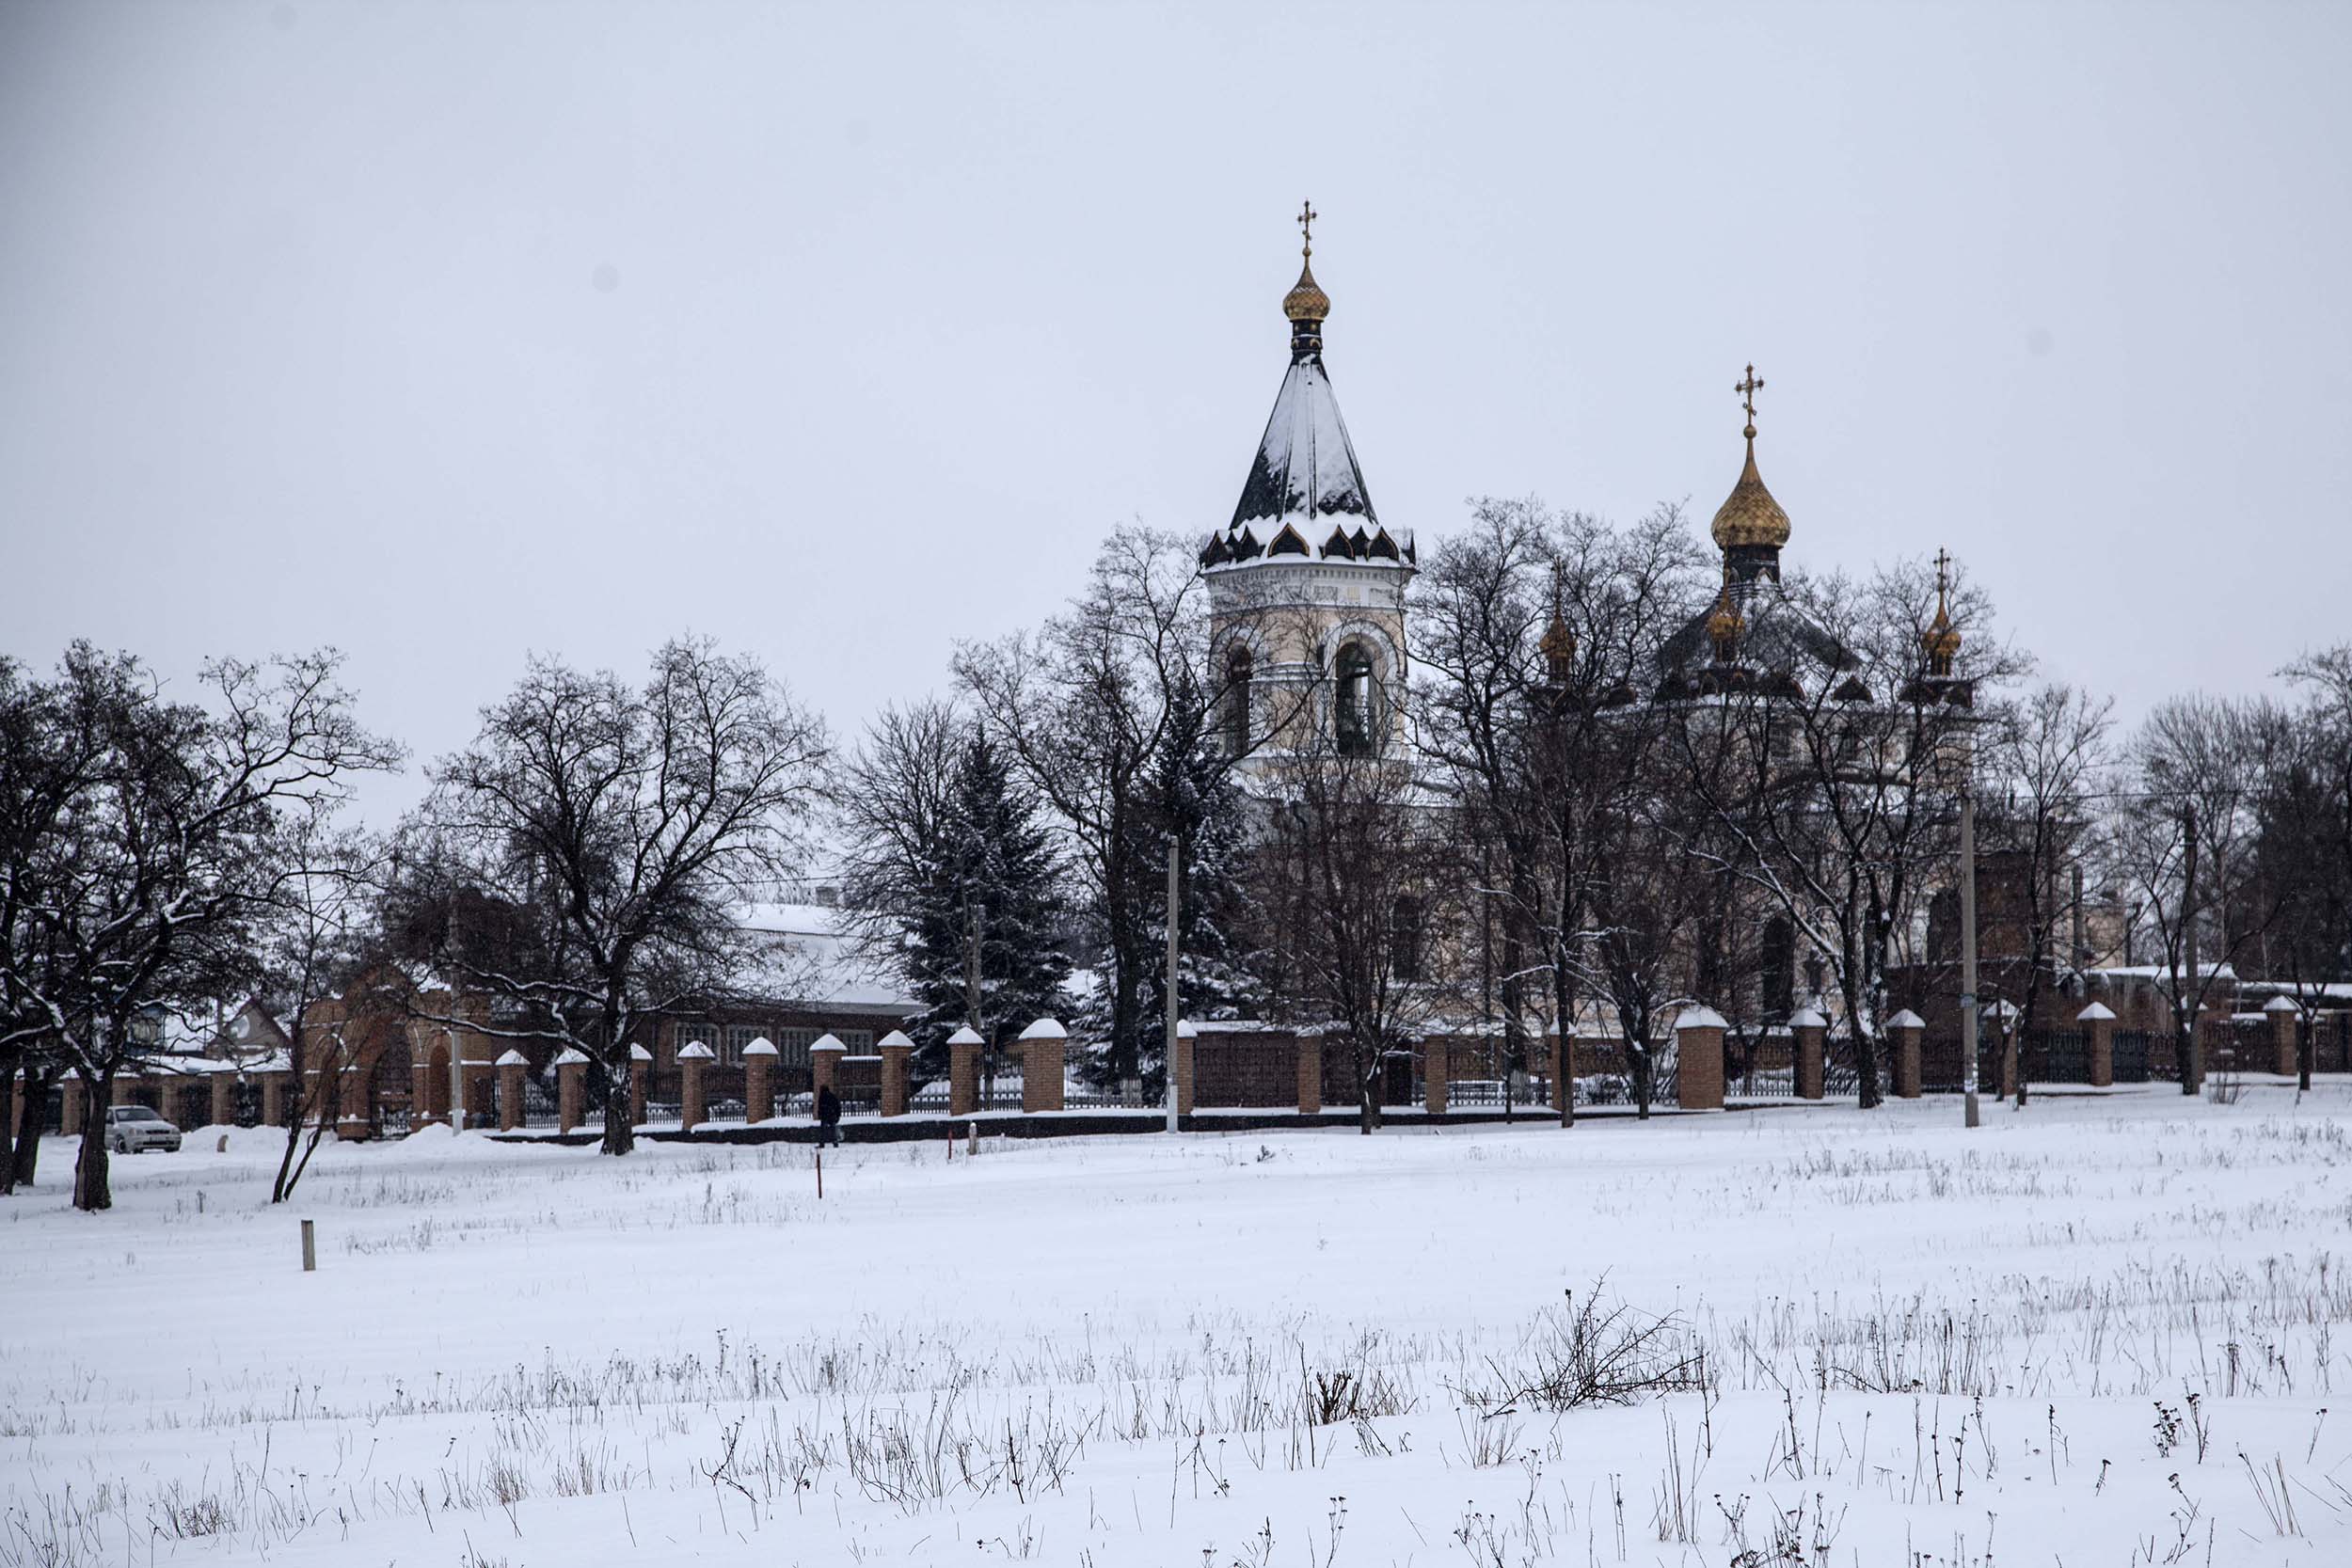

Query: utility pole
<box><xmin>965</xmin><ymin>901</ymin><xmax>988</xmax><ymax>1103</ymax></box>
<box><xmin>2180</xmin><ymin>802</ymin><xmax>2201</xmax><ymax>1095</ymax></box>
<box><xmin>1960</xmin><ymin>788</ymin><xmax>1980</xmax><ymax>1129</ymax></box>
<box><xmin>1165</xmin><ymin>836</ymin><xmax>1182</xmax><ymax>1133</ymax></box>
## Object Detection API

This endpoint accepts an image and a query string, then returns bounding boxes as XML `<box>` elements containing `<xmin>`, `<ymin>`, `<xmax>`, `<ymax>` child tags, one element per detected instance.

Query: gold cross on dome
<box><xmin>1736</xmin><ymin>363</ymin><xmax>1765</xmax><ymax>422</ymax></box>
<box><xmin>1934</xmin><ymin>546</ymin><xmax>1952</xmax><ymax>594</ymax></box>
<box><xmin>1297</xmin><ymin>200</ymin><xmax>1317</xmax><ymax>257</ymax></box>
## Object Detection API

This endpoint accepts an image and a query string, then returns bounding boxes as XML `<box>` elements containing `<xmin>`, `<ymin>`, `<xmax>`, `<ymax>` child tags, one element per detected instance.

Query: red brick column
<box><xmin>1174</xmin><ymin>1021</ymin><xmax>1197</xmax><ymax>1116</ymax></box>
<box><xmin>878</xmin><ymin>1030</ymin><xmax>913</xmax><ymax>1117</ymax></box>
<box><xmin>497</xmin><ymin>1051</ymin><xmax>527</xmax><ymax>1132</ymax></box>
<box><xmin>111</xmin><ymin>1075</ymin><xmax>138</xmax><ymax>1107</ymax></box>
<box><xmin>1674</xmin><ymin>1007</ymin><xmax>1726</xmax><ymax>1110</ymax></box>
<box><xmin>1550</xmin><ymin>1027</ymin><xmax>1573</xmax><ymax>1114</ymax></box>
<box><xmin>1885</xmin><ymin>1009</ymin><xmax>1924</xmax><ymax>1099</ymax></box>
<box><xmin>1991</xmin><ymin>1003</ymin><xmax>2020</xmax><ymax>1099</ymax></box>
<box><xmin>1423</xmin><ymin>1035</ymin><xmax>1450</xmax><ymax>1115</ymax></box>
<box><xmin>628</xmin><ymin>1044</ymin><xmax>650</xmax><ymax>1127</ymax></box>
<box><xmin>556</xmin><ymin>1049</ymin><xmax>588</xmax><ymax>1132</ymax></box>
<box><xmin>209</xmin><ymin>1068</ymin><xmax>234</xmax><ymax>1129</ymax></box>
<box><xmin>1791</xmin><ymin>1008</ymin><xmax>1827</xmax><ymax>1101</ymax></box>
<box><xmin>2078</xmin><ymin>1002</ymin><xmax>2116</xmax><ymax>1086</ymax></box>
<box><xmin>947</xmin><ymin>1026</ymin><xmax>981</xmax><ymax>1117</ymax></box>
<box><xmin>61</xmin><ymin>1076</ymin><xmax>86</xmax><ymax>1140</ymax></box>
<box><xmin>1295</xmin><ymin>1032</ymin><xmax>1320</xmax><ymax>1115</ymax></box>
<box><xmin>742</xmin><ymin>1037</ymin><xmax>777</xmax><ymax>1123</ymax></box>
<box><xmin>2268</xmin><ymin>996</ymin><xmax>2299</xmax><ymax>1076</ymax></box>
<box><xmin>676</xmin><ymin>1040</ymin><xmax>713</xmax><ymax>1131</ymax></box>
<box><xmin>1020</xmin><ymin>1019</ymin><xmax>1067</xmax><ymax>1113</ymax></box>
<box><xmin>810</xmin><ymin>1034</ymin><xmax>844</xmax><ymax>1104</ymax></box>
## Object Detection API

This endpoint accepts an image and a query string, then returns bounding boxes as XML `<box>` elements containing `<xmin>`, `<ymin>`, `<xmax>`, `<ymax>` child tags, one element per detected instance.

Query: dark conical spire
<box><xmin>1201</xmin><ymin>204</ymin><xmax>1410</xmax><ymax>569</ymax></box>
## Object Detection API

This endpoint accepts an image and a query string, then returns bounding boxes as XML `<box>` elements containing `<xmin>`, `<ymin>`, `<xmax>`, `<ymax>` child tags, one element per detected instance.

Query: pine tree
<box><xmin>898</xmin><ymin>727</ymin><xmax>1072</xmax><ymax>1080</ymax></box>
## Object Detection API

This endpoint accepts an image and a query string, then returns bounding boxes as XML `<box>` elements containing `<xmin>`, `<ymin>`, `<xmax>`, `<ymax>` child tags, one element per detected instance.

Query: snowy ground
<box><xmin>8</xmin><ymin>1085</ymin><xmax>2352</xmax><ymax>1567</ymax></box>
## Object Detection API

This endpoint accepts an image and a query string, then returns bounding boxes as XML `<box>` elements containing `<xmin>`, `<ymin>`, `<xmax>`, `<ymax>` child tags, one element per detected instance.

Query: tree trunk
<box><xmin>72</xmin><ymin>1070</ymin><xmax>112</xmax><ymax>1212</ymax></box>
<box><xmin>8</xmin><ymin>1065</ymin><xmax>49</xmax><ymax>1191</ymax></box>
<box><xmin>0</xmin><ymin>1050</ymin><xmax>16</xmax><ymax>1195</ymax></box>
<box><xmin>600</xmin><ymin>1045</ymin><xmax>634</xmax><ymax>1155</ymax></box>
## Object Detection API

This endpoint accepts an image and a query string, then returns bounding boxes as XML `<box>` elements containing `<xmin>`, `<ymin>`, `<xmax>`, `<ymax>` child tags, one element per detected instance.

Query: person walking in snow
<box><xmin>816</xmin><ymin>1083</ymin><xmax>841</xmax><ymax>1147</ymax></box>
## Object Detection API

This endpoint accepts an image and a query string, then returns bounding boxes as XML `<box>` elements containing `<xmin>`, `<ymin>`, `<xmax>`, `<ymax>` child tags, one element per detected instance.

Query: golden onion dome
<box><xmin>1710</xmin><ymin>423</ymin><xmax>1792</xmax><ymax>551</ymax></box>
<box><xmin>1540</xmin><ymin>611</ymin><xmax>1576</xmax><ymax>679</ymax></box>
<box><xmin>1923</xmin><ymin>605</ymin><xmax>1962</xmax><ymax>662</ymax></box>
<box><xmin>1283</xmin><ymin>257</ymin><xmax>1329</xmax><ymax>324</ymax></box>
<box><xmin>1922</xmin><ymin>547</ymin><xmax>1963</xmax><ymax>672</ymax></box>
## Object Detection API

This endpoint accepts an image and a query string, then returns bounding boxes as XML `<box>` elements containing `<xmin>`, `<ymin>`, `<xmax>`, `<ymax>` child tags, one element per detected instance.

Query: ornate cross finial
<box><xmin>1297</xmin><ymin>200</ymin><xmax>1317</xmax><ymax>259</ymax></box>
<box><xmin>1735</xmin><ymin>363</ymin><xmax>1765</xmax><ymax>425</ymax></box>
<box><xmin>1933</xmin><ymin>546</ymin><xmax>1952</xmax><ymax>594</ymax></box>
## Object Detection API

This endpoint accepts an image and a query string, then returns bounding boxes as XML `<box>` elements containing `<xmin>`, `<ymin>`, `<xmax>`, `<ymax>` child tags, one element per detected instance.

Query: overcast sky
<box><xmin>4</xmin><ymin>0</ymin><xmax>2347</xmax><ymax>822</ymax></box>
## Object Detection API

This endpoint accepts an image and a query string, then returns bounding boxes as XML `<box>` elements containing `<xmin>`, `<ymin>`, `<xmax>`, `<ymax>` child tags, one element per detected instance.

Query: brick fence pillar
<box><xmin>2267</xmin><ymin>995</ymin><xmax>2299</xmax><ymax>1076</ymax></box>
<box><xmin>1295</xmin><ymin>1031</ymin><xmax>1320</xmax><ymax>1116</ymax></box>
<box><xmin>61</xmin><ymin>1075</ymin><xmax>86</xmax><ymax>1139</ymax></box>
<box><xmin>1174</xmin><ymin>1020</ymin><xmax>1197</xmax><ymax>1117</ymax></box>
<box><xmin>628</xmin><ymin>1044</ymin><xmax>651</xmax><ymax>1127</ymax></box>
<box><xmin>878</xmin><ymin>1030</ymin><xmax>913</xmax><ymax>1117</ymax></box>
<box><xmin>1423</xmin><ymin>1035</ymin><xmax>1450</xmax><ymax>1115</ymax></box>
<box><xmin>1020</xmin><ymin>1019</ymin><xmax>1067</xmax><ymax>1113</ymax></box>
<box><xmin>497</xmin><ymin>1051</ymin><xmax>528</xmax><ymax>1132</ymax></box>
<box><xmin>2079</xmin><ymin>1002</ymin><xmax>2116</xmax><ymax>1087</ymax></box>
<box><xmin>1886</xmin><ymin>1009</ymin><xmax>1924</xmax><ymax>1099</ymax></box>
<box><xmin>676</xmin><ymin>1040</ymin><xmax>713</xmax><ymax>1131</ymax></box>
<box><xmin>111</xmin><ymin>1074</ymin><xmax>138</xmax><ymax>1107</ymax></box>
<box><xmin>810</xmin><ymin>1033</ymin><xmax>845</xmax><ymax>1114</ymax></box>
<box><xmin>742</xmin><ymin>1037</ymin><xmax>777</xmax><ymax>1123</ymax></box>
<box><xmin>1674</xmin><ymin>1007</ymin><xmax>1726</xmax><ymax>1110</ymax></box>
<box><xmin>555</xmin><ymin>1049</ymin><xmax>587</xmax><ymax>1132</ymax></box>
<box><xmin>209</xmin><ymin>1067</ymin><xmax>234</xmax><ymax>1129</ymax></box>
<box><xmin>947</xmin><ymin>1026</ymin><xmax>981</xmax><ymax>1117</ymax></box>
<box><xmin>1791</xmin><ymin>1008</ymin><xmax>1827</xmax><ymax>1101</ymax></box>
<box><xmin>1991</xmin><ymin>1003</ymin><xmax>2020</xmax><ymax>1099</ymax></box>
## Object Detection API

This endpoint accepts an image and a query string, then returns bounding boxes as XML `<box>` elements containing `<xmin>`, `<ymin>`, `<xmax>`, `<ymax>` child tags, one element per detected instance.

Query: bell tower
<box><xmin>1202</xmin><ymin>205</ymin><xmax>1413</xmax><ymax>778</ymax></box>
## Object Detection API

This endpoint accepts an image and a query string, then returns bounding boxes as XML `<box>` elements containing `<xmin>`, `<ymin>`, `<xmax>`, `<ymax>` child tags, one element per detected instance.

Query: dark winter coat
<box><xmin>817</xmin><ymin>1085</ymin><xmax>841</xmax><ymax>1126</ymax></box>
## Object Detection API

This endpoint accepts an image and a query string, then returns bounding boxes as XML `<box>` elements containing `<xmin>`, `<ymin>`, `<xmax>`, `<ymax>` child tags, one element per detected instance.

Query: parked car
<box><xmin>104</xmin><ymin>1104</ymin><xmax>183</xmax><ymax>1154</ymax></box>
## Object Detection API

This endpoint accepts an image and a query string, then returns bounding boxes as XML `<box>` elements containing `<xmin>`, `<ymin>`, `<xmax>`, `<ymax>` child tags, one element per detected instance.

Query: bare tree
<box><xmin>0</xmin><ymin>644</ymin><xmax>398</xmax><ymax>1210</ymax></box>
<box><xmin>955</xmin><ymin>529</ymin><xmax>1285</xmax><ymax>1084</ymax></box>
<box><xmin>2106</xmin><ymin>693</ymin><xmax>2287</xmax><ymax>1090</ymax></box>
<box><xmin>1976</xmin><ymin>683</ymin><xmax>2113</xmax><ymax>1101</ymax></box>
<box><xmin>259</xmin><ymin>816</ymin><xmax>388</xmax><ymax>1201</ymax></box>
<box><xmin>1674</xmin><ymin>560</ymin><xmax>2017</xmax><ymax>1108</ymax></box>
<box><xmin>399</xmin><ymin>639</ymin><xmax>826</xmax><ymax>1155</ymax></box>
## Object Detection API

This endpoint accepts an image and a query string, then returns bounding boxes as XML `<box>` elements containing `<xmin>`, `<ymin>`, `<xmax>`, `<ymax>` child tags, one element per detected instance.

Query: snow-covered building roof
<box><xmin>733</xmin><ymin>900</ymin><xmax>916</xmax><ymax>1014</ymax></box>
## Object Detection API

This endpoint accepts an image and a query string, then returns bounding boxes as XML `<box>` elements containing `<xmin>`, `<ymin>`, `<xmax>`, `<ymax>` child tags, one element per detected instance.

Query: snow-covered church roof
<box><xmin>1202</xmin><ymin>216</ymin><xmax>1413</xmax><ymax>570</ymax></box>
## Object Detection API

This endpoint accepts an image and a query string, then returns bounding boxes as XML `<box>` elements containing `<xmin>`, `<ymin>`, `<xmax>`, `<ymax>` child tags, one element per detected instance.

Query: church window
<box><xmin>1391</xmin><ymin>896</ymin><xmax>1425</xmax><ymax>982</ymax></box>
<box><xmin>1335</xmin><ymin>641</ymin><xmax>1378</xmax><ymax>756</ymax></box>
<box><xmin>1223</xmin><ymin>646</ymin><xmax>1253</xmax><ymax>757</ymax></box>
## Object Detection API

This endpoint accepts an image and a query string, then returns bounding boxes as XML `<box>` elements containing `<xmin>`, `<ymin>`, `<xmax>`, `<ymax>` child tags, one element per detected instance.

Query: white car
<box><xmin>104</xmin><ymin>1104</ymin><xmax>183</xmax><ymax>1154</ymax></box>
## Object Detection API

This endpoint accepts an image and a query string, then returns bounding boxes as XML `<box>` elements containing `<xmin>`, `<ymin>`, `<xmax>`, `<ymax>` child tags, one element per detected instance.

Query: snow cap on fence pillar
<box><xmin>1788</xmin><ymin>1007</ymin><xmax>1828</xmax><ymax>1030</ymax></box>
<box><xmin>2264</xmin><ymin>995</ymin><xmax>2298</xmax><ymax>1014</ymax></box>
<box><xmin>1176</xmin><ymin>1020</ymin><xmax>1199</xmax><ymax>1038</ymax></box>
<box><xmin>495</xmin><ymin>1050</ymin><xmax>529</xmax><ymax>1068</ymax></box>
<box><xmin>676</xmin><ymin>1040</ymin><xmax>716</xmax><ymax>1061</ymax></box>
<box><xmin>946</xmin><ymin>1025</ymin><xmax>984</xmax><ymax>1047</ymax></box>
<box><xmin>1018</xmin><ymin>1018</ymin><xmax>1068</xmax><ymax>1041</ymax></box>
<box><xmin>2075</xmin><ymin>1002</ymin><xmax>2116</xmax><ymax>1022</ymax></box>
<box><xmin>1885</xmin><ymin>1009</ymin><xmax>1926</xmax><ymax>1030</ymax></box>
<box><xmin>553</xmin><ymin>1047</ymin><xmax>591</xmax><ymax>1066</ymax></box>
<box><xmin>741</xmin><ymin>1037</ymin><xmax>778</xmax><ymax>1057</ymax></box>
<box><xmin>1674</xmin><ymin>1006</ymin><xmax>1728</xmax><ymax>1031</ymax></box>
<box><xmin>628</xmin><ymin>1043</ymin><xmax>653</xmax><ymax>1062</ymax></box>
<box><xmin>810</xmin><ymin>1033</ymin><xmax>845</xmax><ymax>1053</ymax></box>
<box><xmin>878</xmin><ymin>1029</ymin><xmax>914</xmax><ymax>1050</ymax></box>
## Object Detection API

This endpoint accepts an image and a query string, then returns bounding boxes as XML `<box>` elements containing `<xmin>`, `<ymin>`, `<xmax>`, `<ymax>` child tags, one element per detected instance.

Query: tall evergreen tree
<box><xmin>896</xmin><ymin>727</ymin><xmax>1072</xmax><ymax>1079</ymax></box>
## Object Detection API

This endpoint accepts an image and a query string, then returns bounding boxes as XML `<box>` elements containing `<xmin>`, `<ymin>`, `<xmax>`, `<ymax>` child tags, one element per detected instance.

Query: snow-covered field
<box><xmin>8</xmin><ymin>1086</ymin><xmax>2352</xmax><ymax>1567</ymax></box>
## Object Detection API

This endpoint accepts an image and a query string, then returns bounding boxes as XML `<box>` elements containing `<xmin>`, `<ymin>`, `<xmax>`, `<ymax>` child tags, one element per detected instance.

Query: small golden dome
<box><xmin>1922</xmin><ymin>547</ymin><xmax>1962</xmax><ymax>673</ymax></box>
<box><xmin>1710</xmin><ymin>426</ymin><xmax>1791</xmax><ymax>551</ymax></box>
<box><xmin>1283</xmin><ymin>258</ymin><xmax>1329</xmax><ymax>324</ymax></box>
<box><xmin>1706</xmin><ymin>583</ymin><xmax>1744</xmax><ymax>651</ymax></box>
<box><xmin>1540</xmin><ymin>612</ymin><xmax>1576</xmax><ymax>680</ymax></box>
